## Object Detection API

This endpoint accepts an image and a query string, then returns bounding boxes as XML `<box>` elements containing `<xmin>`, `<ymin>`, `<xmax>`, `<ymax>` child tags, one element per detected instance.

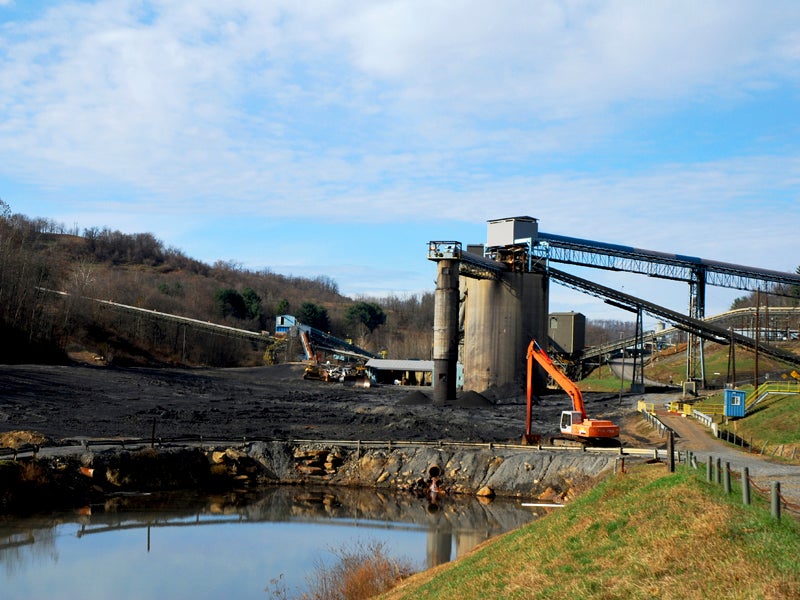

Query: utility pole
<box><xmin>754</xmin><ymin>289</ymin><xmax>760</xmax><ymax>389</ymax></box>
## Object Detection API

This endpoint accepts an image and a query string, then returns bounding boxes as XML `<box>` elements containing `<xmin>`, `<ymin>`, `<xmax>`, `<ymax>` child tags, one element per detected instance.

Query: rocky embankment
<box><xmin>0</xmin><ymin>442</ymin><xmax>623</xmax><ymax>513</ymax></box>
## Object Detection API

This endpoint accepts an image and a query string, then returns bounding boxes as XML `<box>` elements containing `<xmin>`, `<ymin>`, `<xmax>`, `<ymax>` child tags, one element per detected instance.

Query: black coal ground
<box><xmin>0</xmin><ymin>362</ymin><xmax>659</xmax><ymax>447</ymax></box>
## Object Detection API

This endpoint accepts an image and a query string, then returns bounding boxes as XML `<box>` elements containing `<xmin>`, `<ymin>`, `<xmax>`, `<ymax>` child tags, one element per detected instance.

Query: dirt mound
<box><xmin>0</xmin><ymin>430</ymin><xmax>52</xmax><ymax>449</ymax></box>
<box><xmin>481</xmin><ymin>383</ymin><xmax>526</xmax><ymax>405</ymax></box>
<box><xmin>396</xmin><ymin>390</ymin><xmax>432</xmax><ymax>405</ymax></box>
<box><xmin>449</xmin><ymin>391</ymin><xmax>493</xmax><ymax>407</ymax></box>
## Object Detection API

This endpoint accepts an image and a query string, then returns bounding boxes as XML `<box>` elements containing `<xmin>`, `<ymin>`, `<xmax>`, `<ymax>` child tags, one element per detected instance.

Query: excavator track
<box><xmin>548</xmin><ymin>435</ymin><xmax>623</xmax><ymax>449</ymax></box>
<box><xmin>548</xmin><ymin>436</ymin><xmax>585</xmax><ymax>449</ymax></box>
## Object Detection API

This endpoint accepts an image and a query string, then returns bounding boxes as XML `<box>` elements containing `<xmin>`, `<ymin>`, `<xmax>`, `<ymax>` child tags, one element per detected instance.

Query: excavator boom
<box><xmin>527</xmin><ymin>340</ymin><xmax>586</xmax><ymax>418</ymax></box>
<box><xmin>525</xmin><ymin>339</ymin><xmax>619</xmax><ymax>445</ymax></box>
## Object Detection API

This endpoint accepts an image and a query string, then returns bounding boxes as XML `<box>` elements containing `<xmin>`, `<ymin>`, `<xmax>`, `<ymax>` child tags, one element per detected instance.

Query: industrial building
<box><xmin>428</xmin><ymin>215</ymin><xmax>800</xmax><ymax>403</ymax></box>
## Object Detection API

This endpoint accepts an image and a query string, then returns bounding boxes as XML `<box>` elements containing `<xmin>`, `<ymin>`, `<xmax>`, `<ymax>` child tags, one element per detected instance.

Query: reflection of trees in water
<box><xmin>0</xmin><ymin>522</ymin><xmax>59</xmax><ymax>574</ymax></box>
<box><xmin>0</xmin><ymin>486</ymin><xmax>539</xmax><ymax>571</ymax></box>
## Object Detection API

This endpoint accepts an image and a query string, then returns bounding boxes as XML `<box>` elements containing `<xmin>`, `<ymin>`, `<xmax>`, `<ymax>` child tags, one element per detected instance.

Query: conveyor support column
<box><xmin>433</xmin><ymin>259</ymin><xmax>460</xmax><ymax>402</ymax></box>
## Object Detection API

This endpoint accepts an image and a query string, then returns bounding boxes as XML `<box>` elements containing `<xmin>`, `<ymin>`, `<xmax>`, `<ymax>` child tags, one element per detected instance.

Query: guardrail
<box><xmin>692</xmin><ymin>410</ymin><xmax>714</xmax><ymax>428</ymax></box>
<box><xmin>0</xmin><ymin>435</ymin><xmax>673</xmax><ymax>461</ymax></box>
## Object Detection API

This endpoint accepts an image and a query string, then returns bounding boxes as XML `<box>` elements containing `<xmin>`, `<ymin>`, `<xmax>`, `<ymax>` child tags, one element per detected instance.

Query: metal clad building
<box><xmin>365</xmin><ymin>359</ymin><xmax>435</xmax><ymax>386</ymax></box>
<box><xmin>486</xmin><ymin>216</ymin><xmax>538</xmax><ymax>247</ymax></box>
<box><xmin>548</xmin><ymin>312</ymin><xmax>586</xmax><ymax>356</ymax></box>
<box><xmin>723</xmin><ymin>389</ymin><xmax>747</xmax><ymax>418</ymax></box>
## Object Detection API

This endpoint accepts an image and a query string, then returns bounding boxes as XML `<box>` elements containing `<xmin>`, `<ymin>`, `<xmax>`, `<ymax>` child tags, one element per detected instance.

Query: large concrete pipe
<box><xmin>433</xmin><ymin>259</ymin><xmax>460</xmax><ymax>403</ymax></box>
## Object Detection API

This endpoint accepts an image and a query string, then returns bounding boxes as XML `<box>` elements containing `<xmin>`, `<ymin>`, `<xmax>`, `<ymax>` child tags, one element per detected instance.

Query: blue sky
<box><xmin>2</xmin><ymin>1</ymin><xmax>799</xmax><ymax>324</ymax></box>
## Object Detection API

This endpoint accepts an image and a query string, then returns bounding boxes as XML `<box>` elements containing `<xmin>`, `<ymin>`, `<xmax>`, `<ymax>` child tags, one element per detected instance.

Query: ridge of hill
<box><xmin>0</xmin><ymin>210</ymin><xmax>434</xmax><ymax>366</ymax></box>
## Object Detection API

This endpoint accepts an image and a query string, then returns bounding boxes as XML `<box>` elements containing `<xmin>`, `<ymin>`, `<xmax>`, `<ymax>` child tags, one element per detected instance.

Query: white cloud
<box><xmin>2</xmin><ymin>0</ymin><xmax>799</xmax><ymax>205</ymax></box>
<box><xmin>2</xmin><ymin>1</ymin><xmax>800</xmax><ymax>318</ymax></box>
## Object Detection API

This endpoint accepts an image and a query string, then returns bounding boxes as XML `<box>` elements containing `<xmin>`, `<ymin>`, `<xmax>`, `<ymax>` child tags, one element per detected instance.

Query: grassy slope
<box><xmin>734</xmin><ymin>394</ymin><xmax>800</xmax><ymax>446</ymax></box>
<box><xmin>382</xmin><ymin>464</ymin><xmax>800</xmax><ymax>600</ymax></box>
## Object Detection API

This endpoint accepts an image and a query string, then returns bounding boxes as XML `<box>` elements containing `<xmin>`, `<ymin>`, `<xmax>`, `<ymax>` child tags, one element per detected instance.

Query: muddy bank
<box><xmin>0</xmin><ymin>441</ymin><xmax>624</xmax><ymax>513</ymax></box>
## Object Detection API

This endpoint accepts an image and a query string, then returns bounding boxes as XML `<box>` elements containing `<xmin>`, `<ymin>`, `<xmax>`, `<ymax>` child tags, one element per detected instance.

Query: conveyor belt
<box><xmin>542</xmin><ymin>265</ymin><xmax>800</xmax><ymax>367</ymax></box>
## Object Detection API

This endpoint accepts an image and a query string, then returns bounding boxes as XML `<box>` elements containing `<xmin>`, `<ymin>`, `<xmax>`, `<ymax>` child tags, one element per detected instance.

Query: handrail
<box><xmin>745</xmin><ymin>381</ymin><xmax>800</xmax><ymax>409</ymax></box>
<box><xmin>1</xmin><ymin>436</ymin><xmax>666</xmax><ymax>459</ymax></box>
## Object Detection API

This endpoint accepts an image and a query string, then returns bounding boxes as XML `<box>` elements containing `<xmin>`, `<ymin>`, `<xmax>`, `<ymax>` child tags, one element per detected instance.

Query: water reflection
<box><xmin>0</xmin><ymin>486</ymin><xmax>540</xmax><ymax>599</ymax></box>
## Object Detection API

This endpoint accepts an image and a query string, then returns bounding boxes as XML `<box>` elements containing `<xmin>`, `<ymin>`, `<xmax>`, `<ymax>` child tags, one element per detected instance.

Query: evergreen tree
<box><xmin>297</xmin><ymin>302</ymin><xmax>330</xmax><ymax>331</ymax></box>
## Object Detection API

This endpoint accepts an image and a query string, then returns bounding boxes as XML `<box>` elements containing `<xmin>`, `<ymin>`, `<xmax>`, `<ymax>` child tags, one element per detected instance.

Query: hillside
<box><xmin>3</xmin><ymin>206</ymin><xmax>796</xmax><ymax>370</ymax></box>
<box><xmin>0</xmin><ymin>210</ymin><xmax>434</xmax><ymax>366</ymax></box>
<box><xmin>581</xmin><ymin>341</ymin><xmax>800</xmax><ymax>394</ymax></box>
<box><xmin>647</xmin><ymin>341</ymin><xmax>800</xmax><ymax>389</ymax></box>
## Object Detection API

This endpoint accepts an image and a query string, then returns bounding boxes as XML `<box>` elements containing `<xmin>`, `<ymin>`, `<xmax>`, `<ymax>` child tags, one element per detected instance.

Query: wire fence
<box><xmin>639</xmin><ymin>405</ymin><xmax>798</xmax><ymax>521</ymax></box>
<box><xmin>689</xmin><ymin>452</ymin><xmax>800</xmax><ymax>520</ymax></box>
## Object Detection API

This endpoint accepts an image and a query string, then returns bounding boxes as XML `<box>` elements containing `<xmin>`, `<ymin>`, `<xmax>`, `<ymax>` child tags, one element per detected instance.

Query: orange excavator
<box><xmin>524</xmin><ymin>339</ymin><xmax>620</xmax><ymax>446</ymax></box>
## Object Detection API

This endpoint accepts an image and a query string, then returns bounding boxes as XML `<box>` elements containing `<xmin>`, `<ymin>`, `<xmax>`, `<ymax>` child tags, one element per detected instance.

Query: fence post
<box><xmin>706</xmin><ymin>456</ymin><xmax>713</xmax><ymax>482</ymax></box>
<box><xmin>771</xmin><ymin>481</ymin><xmax>782</xmax><ymax>520</ymax></box>
<box><xmin>724</xmin><ymin>462</ymin><xmax>731</xmax><ymax>494</ymax></box>
<box><xmin>668</xmin><ymin>431</ymin><xmax>675</xmax><ymax>473</ymax></box>
<box><xmin>716</xmin><ymin>457</ymin><xmax>722</xmax><ymax>485</ymax></box>
<box><xmin>741</xmin><ymin>467</ymin><xmax>750</xmax><ymax>506</ymax></box>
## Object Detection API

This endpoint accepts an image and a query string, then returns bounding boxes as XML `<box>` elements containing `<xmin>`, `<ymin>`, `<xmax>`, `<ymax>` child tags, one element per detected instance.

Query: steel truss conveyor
<box><xmin>540</xmin><ymin>265</ymin><xmax>800</xmax><ymax>368</ymax></box>
<box><xmin>431</xmin><ymin>222</ymin><xmax>800</xmax><ymax>390</ymax></box>
<box><xmin>524</xmin><ymin>230</ymin><xmax>800</xmax><ymax>384</ymax></box>
<box><xmin>534</xmin><ymin>232</ymin><xmax>800</xmax><ymax>293</ymax></box>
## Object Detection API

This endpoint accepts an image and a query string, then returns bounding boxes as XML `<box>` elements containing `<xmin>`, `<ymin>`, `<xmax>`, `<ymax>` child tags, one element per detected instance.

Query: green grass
<box><xmin>381</xmin><ymin>463</ymin><xmax>800</xmax><ymax>600</ymax></box>
<box><xmin>718</xmin><ymin>394</ymin><xmax>800</xmax><ymax>460</ymax></box>
<box><xmin>579</xmin><ymin>363</ymin><xmax>626</xmax><ymax>393</ymax></box>
<box><xmin>634</xmin><ymin>341</ymin><xmax>797</xmax><ymax>388</ymax></box>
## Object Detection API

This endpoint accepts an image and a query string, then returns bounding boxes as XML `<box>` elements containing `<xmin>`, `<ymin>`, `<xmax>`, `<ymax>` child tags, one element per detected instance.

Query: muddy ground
<box><xmin>0</xmin><ymin>362</ymin><xmax>664</xmax><ymax>448</ymax></box>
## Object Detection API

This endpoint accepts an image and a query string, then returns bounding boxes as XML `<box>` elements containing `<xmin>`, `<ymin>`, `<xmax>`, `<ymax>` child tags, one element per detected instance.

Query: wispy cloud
<box><xmin>1</xmin><ymin>1</ymin><xmax>798</xmax><ymax>309</ymax></box>
<box><xmin>2</xmin><ymin>2</ymin><xmax>798</xmax><ymax>203</ymax></box>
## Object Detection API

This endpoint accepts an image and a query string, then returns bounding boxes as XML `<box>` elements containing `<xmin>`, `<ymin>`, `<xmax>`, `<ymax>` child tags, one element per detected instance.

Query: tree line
<box><xmin>0</xmin><ymin>201</ymin><xmax>435</xmax><ymax>366</ymax></box>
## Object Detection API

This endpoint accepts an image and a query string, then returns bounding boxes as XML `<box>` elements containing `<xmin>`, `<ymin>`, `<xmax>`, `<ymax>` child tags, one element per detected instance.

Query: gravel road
<box><xmin>657</xmin><ymin>408</ymin><xmax>800</xmax><ymax>512</ymax></box>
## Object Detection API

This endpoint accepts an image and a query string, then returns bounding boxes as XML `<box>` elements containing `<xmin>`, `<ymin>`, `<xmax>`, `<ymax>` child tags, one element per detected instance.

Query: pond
<box><xmin>0</xmin><ymin>486</ymin><xmax>541</xmax><ymax>599</ymax></box>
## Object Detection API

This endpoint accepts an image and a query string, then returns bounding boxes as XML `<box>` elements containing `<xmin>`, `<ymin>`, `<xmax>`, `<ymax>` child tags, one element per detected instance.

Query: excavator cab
<box><xmin>560</xmin><ymin>411</ymin><xmax>583</xmax><ymax>434</ymax></box>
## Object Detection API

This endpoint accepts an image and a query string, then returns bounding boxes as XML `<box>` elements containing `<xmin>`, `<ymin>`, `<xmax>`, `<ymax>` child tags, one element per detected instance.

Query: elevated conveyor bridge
<box><xmin>542</xmin><ymin>266</ymin><xmax>800</xmax><ymax>383</ymax></box>
<box><xmin>42</xmin><ymin>289</ymin><xmax>378</xmax><ymax>362</ymax></box>
<box><xmin>429</xmin><ymin>225</ymin><xmax>800</xmax><ymax>389</ymax></box>
<box><xmin>534</xmin><ymin>232</ymin><xmax>800</xmax><ymax>292</ymax></box>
